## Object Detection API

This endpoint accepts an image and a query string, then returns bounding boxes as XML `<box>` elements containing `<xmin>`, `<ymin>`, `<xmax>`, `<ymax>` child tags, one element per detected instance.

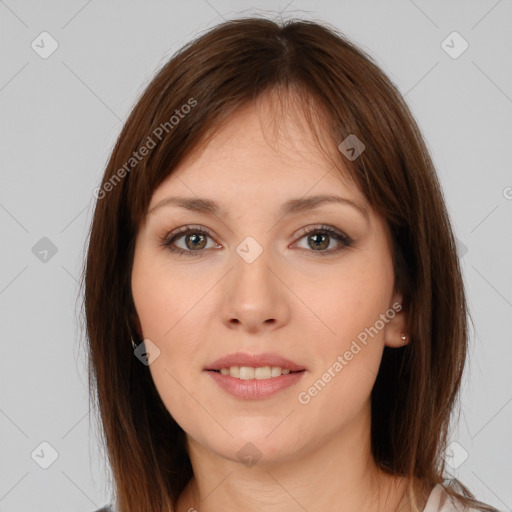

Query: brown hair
<box><xmin>81</xmin><ymin>16</ymin><xmax>498</xmax><ymax>512</ymax></box>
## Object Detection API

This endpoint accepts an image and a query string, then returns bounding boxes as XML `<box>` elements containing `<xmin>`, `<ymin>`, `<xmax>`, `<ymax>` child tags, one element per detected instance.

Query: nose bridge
<box><xmin>221</xmin><ymin>234</ymin><xmax>289</xmax><ymax>330</ymax></box>
<box><xmin>232</xmin><ymin>234</ymin><xmax>275</xmax><ymax>298</ymax></box>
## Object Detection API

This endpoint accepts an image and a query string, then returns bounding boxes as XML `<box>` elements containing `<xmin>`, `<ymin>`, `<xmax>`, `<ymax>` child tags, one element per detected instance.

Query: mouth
<box><xmin>204</xmin><ymin>352</ymin><xmax>308</xmax><ymax>400</ymax></box>
<box><xmin>205</xmin><ymin>351</ymin><xmax>306</xmax><ymax>376</ymax></box>
<box><xmin>205</xmin><ymin>368</ymin><xmax>306</xmax><ymax>400</ymax></box>
<box><xmin>204</xmin><ymin>352</ymin><xmax>307</xmax><ymax>399</ymax></box>
<box><xmin>207</xmin><ymin>366</ymin><xmax>305</xmax><ymax>379</ymax></box>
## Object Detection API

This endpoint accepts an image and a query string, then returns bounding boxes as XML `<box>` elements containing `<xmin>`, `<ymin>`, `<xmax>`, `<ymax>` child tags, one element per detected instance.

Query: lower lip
<box><xmin>205</xmin><ymin>370</ymin><xmax>306</xmax><ymax>400</ymax></box>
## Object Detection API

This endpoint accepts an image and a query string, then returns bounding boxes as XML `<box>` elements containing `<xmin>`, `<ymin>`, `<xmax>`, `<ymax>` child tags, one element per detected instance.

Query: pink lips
<box><xmin>204</xmin><ymin>351</ymin><xmax>307</xmax><ymax>400</ymax></box>
<box><xmin>206</xmin><ymin>370</ymin><xmax>305</xmax><ymax>400</ymax></box>
<box><xmin>205</xmin><ymin>351</ymin><xmax>306</xmax><ymax>371</ymax></box>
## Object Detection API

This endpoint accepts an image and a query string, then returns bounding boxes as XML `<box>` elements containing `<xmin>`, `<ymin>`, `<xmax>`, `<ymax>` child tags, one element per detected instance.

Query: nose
<box><xmin>220</xmin><ymin>243</ymin><xmax>291</xmax><ymax>334</ymax></box>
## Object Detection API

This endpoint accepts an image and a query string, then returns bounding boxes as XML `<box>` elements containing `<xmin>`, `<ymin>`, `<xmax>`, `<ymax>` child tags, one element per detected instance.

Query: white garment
<box><xmin>423</xmin><ymin>483</ymin><xmax>483</xmax><ymax>512</ymax></box>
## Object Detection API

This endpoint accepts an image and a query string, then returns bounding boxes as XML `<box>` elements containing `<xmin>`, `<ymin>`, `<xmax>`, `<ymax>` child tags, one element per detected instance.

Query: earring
<box><xmin>131</xmin><ymin>336</ymin><xmax>137</xmax><ymax>349</ymax></box>
<box><xmin>400</xmin><ymin>333</ymin><xmax>407</xmax><ymax>346</ymax></box>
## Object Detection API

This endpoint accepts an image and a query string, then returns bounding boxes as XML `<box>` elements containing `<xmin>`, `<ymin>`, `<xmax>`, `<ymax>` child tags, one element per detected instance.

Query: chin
<box><xmin>204</xmin><ymin>428</ymin><xmax>306</xmax><ymax>468</ymax></box>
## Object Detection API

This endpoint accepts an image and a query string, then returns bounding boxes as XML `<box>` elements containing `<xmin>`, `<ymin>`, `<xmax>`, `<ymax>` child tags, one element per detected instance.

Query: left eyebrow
<box><xmin>147</xmin><ymin>194</ymin><xmax>369</xmax><ymax>224</ymax></box>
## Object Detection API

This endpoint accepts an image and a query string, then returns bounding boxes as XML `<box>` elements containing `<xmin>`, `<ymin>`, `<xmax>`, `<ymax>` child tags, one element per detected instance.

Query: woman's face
<box><xmin>131</xmin><ymin>96</ymin><xmax>407</xmax><ymax>467</ymax></box>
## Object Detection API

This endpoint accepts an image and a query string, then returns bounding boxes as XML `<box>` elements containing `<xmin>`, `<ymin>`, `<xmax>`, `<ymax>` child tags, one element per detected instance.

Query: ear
<box><xmin>383</xmin><ymin>291</ymin><xmax>409</xmax><ymax>348</ymax></box>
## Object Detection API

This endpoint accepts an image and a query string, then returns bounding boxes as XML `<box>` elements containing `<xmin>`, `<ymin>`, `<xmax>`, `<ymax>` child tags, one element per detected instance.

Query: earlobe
<box><xmin>383</xmin><ymin>294</ymin><xmax>409</xmax><ymax>348</ymax></box>
<box><xmin>384</xmin><ymin>316</ymin><xmax>409</xmax><ymax>348</ymax></box>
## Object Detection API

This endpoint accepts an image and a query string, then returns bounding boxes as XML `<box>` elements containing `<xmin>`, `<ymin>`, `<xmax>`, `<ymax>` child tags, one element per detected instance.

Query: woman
<box><xmin>82</xmin><ymin>16</ymin><xmax>499</xmax><ymax>512</ymax></box>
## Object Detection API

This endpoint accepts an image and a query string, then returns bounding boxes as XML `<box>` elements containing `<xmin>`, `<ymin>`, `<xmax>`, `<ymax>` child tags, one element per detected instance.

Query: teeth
<box><xmin>239</xmin><ymin>367</ymin><xmax>254</xmax><ymax>380</ymax></box>
<box><xmin>217</xmin><ymin>366</ymin><xmax>293</xmax><ymax>379</ymax></box>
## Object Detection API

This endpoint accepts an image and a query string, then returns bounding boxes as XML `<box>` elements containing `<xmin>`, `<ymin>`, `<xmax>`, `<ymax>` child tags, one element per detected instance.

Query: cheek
<box><xmin>293</xmin><ymin>277</ymin><xmax>389</xmax><ymax>423</ymax></box>
<box><xmin>299</xmin><ymin>256</ymin><xmax>393</xmax><ymax>347</ymax></box>
<box><xmin>293</xmin><ymin>256</ymin><xmax>393</xmax><ymax>413</ymax></box>
<box><xmin>132</xmin><ymin>248</ymin><xmax>202</xmax><ymax>337</ymax></box>
<box><xmin>131</xmin><ymin>251</ymin><xmax>216</xmax><ymax>380</ymax></box>
<box><xmin>131</xmin><ymin>255</ymin><xmax>209</xmax><ymax>428</ymax></box>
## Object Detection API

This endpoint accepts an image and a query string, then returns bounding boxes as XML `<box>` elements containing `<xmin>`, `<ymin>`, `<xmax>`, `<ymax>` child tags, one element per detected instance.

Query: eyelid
<box><xmin>291</xmin><ymin>224</ymin><xmax>354</xmax><ymax>255</ymax></box>
<box><xmin>293</xmin><ymin>224</ymin><xmax>351</xmax><ymax>243</ymax></box>
<box><xmin>160</xmin><ymin>224</ymin><xmax>219</xmax><ymax>250</ymax></box>
<box><xmin>160</xmin><ymin>223</ymin><xmax>353</xmax><ymax>257</ymax></box>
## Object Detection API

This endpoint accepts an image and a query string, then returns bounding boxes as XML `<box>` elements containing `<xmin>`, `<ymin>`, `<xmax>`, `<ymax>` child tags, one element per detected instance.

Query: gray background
<box><xmin>0</xmin><ymin>1</ymin><xmax>511</xmax><ymax>511</ymax></box>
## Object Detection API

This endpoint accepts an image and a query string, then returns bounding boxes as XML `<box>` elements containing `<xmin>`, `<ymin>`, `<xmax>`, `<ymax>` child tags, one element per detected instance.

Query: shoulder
<box><xmin>93</xmin><ymin>506</ymin><xmax>115</xmax><ymax>512</ymax></box>
<box><xmin>423</xmin><ymin>483</ymin><xmax>498</xmax><ymax>512</ymax></box>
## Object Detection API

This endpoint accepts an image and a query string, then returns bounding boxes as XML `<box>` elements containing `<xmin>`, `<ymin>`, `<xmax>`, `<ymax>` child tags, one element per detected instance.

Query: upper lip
<box><xmin>205</xmin><ymin>352</ymin><xmax>306</xmax><ymax>371</ymax></box>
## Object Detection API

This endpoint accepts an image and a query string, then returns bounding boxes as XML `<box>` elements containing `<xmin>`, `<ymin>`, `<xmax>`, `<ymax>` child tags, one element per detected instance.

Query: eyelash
<box><xmin>159</xmin><ymin>224</ymin><xmax>353</xmax><ymax>258</ymax></box>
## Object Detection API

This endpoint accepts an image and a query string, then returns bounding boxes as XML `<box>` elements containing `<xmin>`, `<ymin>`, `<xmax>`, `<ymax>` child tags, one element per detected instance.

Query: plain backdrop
<box><xmin>0</xmin><ymin>1</ymin><xmax>511</xmax><ymax>511</ymax></box>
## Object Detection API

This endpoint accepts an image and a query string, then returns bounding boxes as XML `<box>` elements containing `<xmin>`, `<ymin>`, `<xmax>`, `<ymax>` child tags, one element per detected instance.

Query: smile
<box><xmin>213</xmin><ymin>365</ymin><xmax>297</xmax><ymax>379</ymax></box>
<box><xmin>205</xmin><ymin>368</ymin><xmax>306</xmax><ymax>399</ymax></box>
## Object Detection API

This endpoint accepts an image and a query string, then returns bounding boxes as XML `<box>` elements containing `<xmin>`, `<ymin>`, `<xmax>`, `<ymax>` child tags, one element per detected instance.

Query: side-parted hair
<box><xmin>81</xmin><ymin>16</ymin><xmax>498</xmax><ymax>512</ymax></box>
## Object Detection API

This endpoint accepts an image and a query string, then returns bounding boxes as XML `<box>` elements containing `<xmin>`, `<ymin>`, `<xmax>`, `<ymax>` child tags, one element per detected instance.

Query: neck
<box><xmin>175</xmin><ymin>401</ymin><xmax>413</xmax><ymax>512</ymax></box>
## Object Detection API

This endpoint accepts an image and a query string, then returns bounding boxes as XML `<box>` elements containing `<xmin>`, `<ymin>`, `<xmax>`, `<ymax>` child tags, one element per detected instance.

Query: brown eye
<box><xmin>307</xmin><ymin>232</ymin><xmax>330</xmax><ymax>251</ymax></box>
<box><xmin>294</xmin><ymin>225</ymin><xmax>353</xmax><ymax>256</ymax></box>
<box><xmin>160</xmin><ymin>225</ymin><xmax>219</xmax><ymax>258</ymax></box>
<box><xmin>184</xmin><ymin>232</ymin><xmax>207</xmax><ymax>250</ymax></box>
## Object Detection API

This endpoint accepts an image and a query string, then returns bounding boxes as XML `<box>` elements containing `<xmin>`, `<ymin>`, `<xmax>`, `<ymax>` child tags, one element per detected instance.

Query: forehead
<box><xmin>149</xmin><ymin>94</ymin><xmax>366</xmax><ymax>211</ymax></box>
